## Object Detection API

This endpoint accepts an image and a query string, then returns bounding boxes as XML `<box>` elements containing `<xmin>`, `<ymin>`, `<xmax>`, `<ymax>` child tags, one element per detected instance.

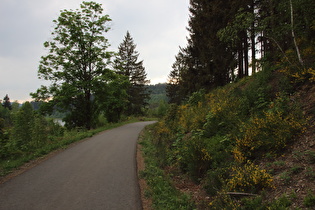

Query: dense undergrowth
<box><xmin>140</xmin><ymin>67</ymin><xmax>315</xmax><ymax>209</ymax></box>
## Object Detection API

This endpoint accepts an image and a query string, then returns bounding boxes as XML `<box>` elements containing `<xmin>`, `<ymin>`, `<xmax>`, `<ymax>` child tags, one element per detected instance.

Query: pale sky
<box><xmin>0</xmin><ymin>0</ymin><xmax>189</xmax><ymax>102</ymax></box>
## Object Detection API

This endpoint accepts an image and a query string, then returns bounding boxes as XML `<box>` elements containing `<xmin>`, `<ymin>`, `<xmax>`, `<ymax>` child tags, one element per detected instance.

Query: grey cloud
<box><xmin>0</xmin><ymin>0</ymin><xmax>189</xmax><ymax>101</ymax></box>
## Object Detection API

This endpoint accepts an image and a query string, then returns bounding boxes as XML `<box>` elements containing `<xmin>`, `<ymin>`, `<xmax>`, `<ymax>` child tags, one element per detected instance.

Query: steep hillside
<box><xmin>140</xmin><ymin>69</ymin><xmax>315</xmax><ymax>209</ymax></box>
<box><xmin>261</xmin><ymin>83</ymin><xmax>315</xmax><ymax>208</ymax></box>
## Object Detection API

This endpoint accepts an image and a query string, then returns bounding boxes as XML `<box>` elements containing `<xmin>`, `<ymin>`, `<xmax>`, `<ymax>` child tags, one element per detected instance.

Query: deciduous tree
<box><xmin>10</xmin><ymin>102</ymin><xmax>34</xmax><ymax>151</ymax></box>
<box><xmin>31</xmin><ymin>1</ymin><xmax>126</xmax><ymax>128</ymax></box>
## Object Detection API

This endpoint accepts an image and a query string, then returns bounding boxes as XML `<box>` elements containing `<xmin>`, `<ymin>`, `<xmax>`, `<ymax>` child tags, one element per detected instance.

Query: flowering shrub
<box><xmin>150</xmin><ymin>68</ymin><xmax>308</xmax><ymax>208</ymax></box>
<box><xmin>291</xmin><ymin>68</ymin><xmax>315</xmax><ymax>83</ymax></box>
<box><xmin>278</xmin><ymin>44</ymin><xmax>315</xmax><ymax>83</ymax></box>
<box><xmin>226</xmin><ymin>161</ymin><xmax>274</xmax><ymax>193</ymax></box>
<box><xmin>203</xmin><ymin>92</ymin><xmax>241</xmax><ymax>138</ymax></box>
<box><xmin>233</xmin><ymin>109</ymin><xmax>306</xmax><ymax>160</ymax></box>
<box><xmin>178</xmin><ymin>102</ymin><xmax>208</xmax><ymax>133</ymax></box>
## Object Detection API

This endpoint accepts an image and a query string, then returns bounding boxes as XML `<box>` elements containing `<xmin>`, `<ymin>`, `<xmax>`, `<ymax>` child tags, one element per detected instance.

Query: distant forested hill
<box><xmin>147</xmin><ymin>83</ymin><xmax>168</xmax><ymax>109</ymax></box>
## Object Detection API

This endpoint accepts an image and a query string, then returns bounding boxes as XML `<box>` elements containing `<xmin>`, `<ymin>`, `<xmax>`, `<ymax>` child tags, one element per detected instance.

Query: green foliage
<box><xmin>268</xmin><ymin>194</ymin><xmax>292</xmax><ymax>209</ymax></box>
<box><xmin>139</xmin><ymin>125</ymin><xmax>196</xmax><ymax>210</ymax></box>
<box><xmin>114</xmin><ymin>31</ymin><xmax>150</xmax><ymax>116</ymax></box>
<box><xmin>147</xmin><ymin>0</ymin><xmax>315</xmax><ymax>208</ymax></box>
<box><xmin>147</xmin><ymin>63</ymin><xmax>308</xmax><ymax>208</ymax></box>
<box><xmin>2</xmin><ymin>94</ymin><xmax>12</xmax><ymax>110</ymax></box>
<box><xmin>99</xmin><ymin>73</ymin><xmax>129</xmax><ymax>123</ymax></box>
<box><xmin>31</xmin><ymin>1</ymin><xmax>126</xmax><ymax>129</ymax></box>
<box><xmin>226</xmin><ymin>161</ymin><xmax>274</xmax><ymax>193</ymax></box>
<box><xmin>179</xmin><ymin>134</ymin><xmax>231</xmax><ymax>180</ymax></box>
<box><xmin>240</xmin><ymin>196</ymin><xmax>266</xmax><ymax>210</ymax></box>
<box><xmin>203</xmin><ymin>167</ymin><xmax>229</xmax><ymax>196</ymax></box>
<box><xmin>0</xmin><ymin>103</ymin><xmax>11</xmax><ymax>129</ymax></box>
<box><xmin>303</xmin><ymin>191</ymin><xmax>315</xmax><ymax>207</ymax></box>
<box><xmin>0</xmin><ymin>117</ymin><xmax>139</xmax><ymax>177</ymax></box>
<box><xmin>10</xmin><ymin>102</ymin><xmax>34</xmax><ymax>152</ymax></box>
<box><xmin>31</xmin><ymin>115</ymin><xmax>48</xmax><ymax>149</ymax></box>
<box><xmin>148</xmin><ymin>100</ymin><xmax>169</xmax><ymax>118</ymax></box>
<box><xmin>233</xmin><ymin>108</ymin><xmax>305</xmax><ymax>161</ymax></box>
<box><xmin>147</xmin><ymin>84</ymin><xmax>168</xmax><ymax>117</ymax></box>
<box><xmin>166</xmin><ymin>48</ymin><xmax>187</xmax><ymax>104</ymax></box>
<box><xmin>168</xmin><ymin>0</ymin><xmax>315</xmax><ymax>105</ymax></box>
<box><xmin>304</xmin><ymin>150</ymin><xmax>315</xmax><ymax>164</ymax></box>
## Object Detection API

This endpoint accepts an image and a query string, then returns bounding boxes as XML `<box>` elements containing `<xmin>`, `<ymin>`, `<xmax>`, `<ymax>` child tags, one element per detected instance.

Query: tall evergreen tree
<box><xmin>2</xmin><ymin>94</ymin><xmax>12</xmax><ymax>110</ymax></box>
<box><xmin>166</xmin><ymin>47</ymin><xmax>188</xmax><ymax>104</ymax></box>
<box><xmin>115</xmin><ymin>31</ymin><xmax>150</xmax><ymax>115</ymax></box>
<box><xmin>184</xmin><ymin>0</ymin><xmax>234</xmax><ymax>95</ymax></box>
<box><xmin>167</xmin><ymin>0</ymin><xmax>315</xmax><ymax>105</ymax></box>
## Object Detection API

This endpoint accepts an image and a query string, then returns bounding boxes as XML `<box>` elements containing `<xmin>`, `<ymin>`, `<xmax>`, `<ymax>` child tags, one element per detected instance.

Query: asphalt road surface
<box><xmin>0</xmin><ymin>121</ymin><xmax>156</xmax><ymax>210</ymax></box>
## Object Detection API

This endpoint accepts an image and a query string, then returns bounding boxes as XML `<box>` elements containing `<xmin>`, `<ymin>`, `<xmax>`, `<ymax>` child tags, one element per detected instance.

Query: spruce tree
<box><xmin>166</xmin><ymin>47</ymin><xmax>188</xmax><ymax>104</ymax></box>
<box><xmin>115</xmin><ymin>31</ymin><xmax>150</xmax><ymax>115</ymax></box>
<box><xmin>184</xmin><ymin>0</ymin><xmax>233</xmax><ymax>95</ymax></box>
<box><xmin>2</xmin><ymin>94</ymin><xmax>12</xmax><ymax>110</ymax></box>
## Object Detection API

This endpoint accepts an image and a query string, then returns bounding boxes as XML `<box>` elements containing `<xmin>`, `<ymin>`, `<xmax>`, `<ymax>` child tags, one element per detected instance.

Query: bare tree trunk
<box><xmin>290</xmin><ymin>0</ymin><xmax>304</xmax><ymax>66</ymax></box>
<box><xmin>251</xmin><ymin>1</ymin><xmax>256</xmax><ymax>74</ymax></box>
<box><xmin>238</xmin><ymin>49</ymin><xmax>244</xmax><ymax>79</ymax></box>
<box><xmin>244</xmin><ymin>35</ymin><xmax>249</xmax><ymax>76</ymax></box>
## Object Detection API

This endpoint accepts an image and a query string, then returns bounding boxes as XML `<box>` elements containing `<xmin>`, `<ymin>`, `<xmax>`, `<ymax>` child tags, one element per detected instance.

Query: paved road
<box><xmin>0</xmin><ymin>121</ymin><xmax>156</xmax><ymax>210</ymax></box>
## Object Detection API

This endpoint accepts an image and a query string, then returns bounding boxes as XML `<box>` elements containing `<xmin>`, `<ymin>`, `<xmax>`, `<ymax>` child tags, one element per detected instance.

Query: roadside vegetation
<box><xmin>0</xmin><ymin>104</ymin><xmax>145</xmax><ymax>177</ymax></box>
<box><xmin>139</xmin><ymin>124</ymin><xmax>195</xmax><ymax>209</ymax></box>
<box><xmin>139</xmin><ymin>0</ymin><xmax>315</xmax><ymax>208</ymax></box>
<box><xmin>140</xmin><ymin>68</ymin><xmax>314</xmax><ymax>209</ymax></box>
<box><xmin>0</xmin><ymin>1</ymin><xmax>160</xmax><ymax>178</ymax></box>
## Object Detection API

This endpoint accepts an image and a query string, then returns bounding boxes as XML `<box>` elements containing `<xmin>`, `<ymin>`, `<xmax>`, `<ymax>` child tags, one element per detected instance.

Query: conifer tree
<box><xmin>115</xmin><ymin>31</ymin><xmax>150</xmax><ymax>115</ymax></box>
<box><xmin>184</xmin><ymin>0</ymin><xmax>233</xmax><ymax>95</ymax></box>
<box><xmin>2</xmin><ymin>94</ymin><xmax>12</xmax><ymax>110</ymax></box>
<box><xmin>166</xmin><ymin>47</ymin><xmax>188</xmax><ymax>104</ymax></box>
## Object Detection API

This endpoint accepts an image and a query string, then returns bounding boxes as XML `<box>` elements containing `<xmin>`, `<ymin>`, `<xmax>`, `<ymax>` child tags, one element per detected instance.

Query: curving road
<box><xmin>0</xmin><ymin>121</ymin><xmax>156</xmax><ymax>210</ymax></box>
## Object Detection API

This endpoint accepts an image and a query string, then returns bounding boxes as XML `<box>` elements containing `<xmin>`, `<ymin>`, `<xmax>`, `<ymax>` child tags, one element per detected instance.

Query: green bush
<box><xmin>269</xmin><ymin>194</ymin><xmax>292</xmax><ymax>209</ymax></box>
<box><xmin>240</xmin><ymin>196</ymin><xmax>266</xmax><ymax>210</ymax></box>
<box><xmin>203</xmin><ymin>167</ymin><xmax>229</xmax><ymax>196</ymax></box>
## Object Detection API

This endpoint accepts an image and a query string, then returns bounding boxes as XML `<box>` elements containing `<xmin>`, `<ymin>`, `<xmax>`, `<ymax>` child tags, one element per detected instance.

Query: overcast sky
<box><xmin>0</xmin><ymin>0</ymin><xmax>190</xmax><ymax>102</ymax></box>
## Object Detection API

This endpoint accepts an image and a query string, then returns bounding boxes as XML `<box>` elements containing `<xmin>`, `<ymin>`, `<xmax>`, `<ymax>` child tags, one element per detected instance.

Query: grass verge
<box><xmin>138</xmin><ymin>124</ymin><xmax>196</xmax><ymax>210</ymax></box>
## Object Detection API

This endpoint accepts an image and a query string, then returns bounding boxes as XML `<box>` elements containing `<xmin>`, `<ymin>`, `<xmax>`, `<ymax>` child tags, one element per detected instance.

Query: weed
<box><xmin>139</xmin><ymin>125</ymin><xmax>196</xmax><ymax>209</ymax></box>
<box><xmin>303</xmin><ymin>191</ymin><xmax>315</xmax><ymax>207</ymax></box>
<box><xmin>269</xmin><ymin>194</ymin><xmax>292</xmax><ymax>209</ymax></box>
<box><xmin>290</xmin><ymin>165</ymin><xmax>303</xmax><ymax>174</ymax></box>
<box><xmin>203</xmin><ymin>167</ymin><xmax>227</xmax><ymax>196</ymax></box>
<box><xmin>279</xmin><ymin>171</ymin><xmax>291</xmax><ymax>184</ymax></box>
<box><xmin>304</xmin><ymin>150</ymin><xmax>315</xmax><ymax>164</ymax></box>
<box><xmin>273</xmin><ymin>161</ymin><xmax>286</xmax><ymax>167</ymax></box>
<box><xmin>305</xmin><ymin>167</ymin><xmax>315</xmax><ymax>180</ymax></box>
<box><xmin>240</xmin><ymin>196</ymin><xmax>266</xmax><ymax>210</ymax></box>
<box><xmin>293</xmin><ymin>150</ymin><xmax>304</xmax><ymax>161</ymax></box>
